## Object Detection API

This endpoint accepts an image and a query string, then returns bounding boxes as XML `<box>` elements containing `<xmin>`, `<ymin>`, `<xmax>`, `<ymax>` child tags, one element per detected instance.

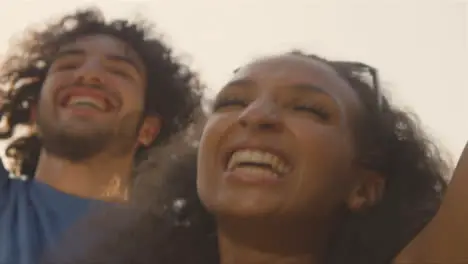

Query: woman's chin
<box><xmin>208</xmin><ymin>200</ymin><xmax>282</xmax><ymax>221</ymax></box>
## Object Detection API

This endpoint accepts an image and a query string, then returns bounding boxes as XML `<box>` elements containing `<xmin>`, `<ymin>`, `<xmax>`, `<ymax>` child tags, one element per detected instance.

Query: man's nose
<box><xmin>73</xmin><ymin>58</ymin><xmax>104</xmax><ymax>85</ymax></box>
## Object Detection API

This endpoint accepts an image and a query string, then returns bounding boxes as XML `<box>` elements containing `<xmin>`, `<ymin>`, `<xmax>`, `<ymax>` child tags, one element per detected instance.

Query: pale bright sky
<box><xmin>0</xmin><ymin>0</ymin><xmax>466</xmax><ymax>164</ymax></box>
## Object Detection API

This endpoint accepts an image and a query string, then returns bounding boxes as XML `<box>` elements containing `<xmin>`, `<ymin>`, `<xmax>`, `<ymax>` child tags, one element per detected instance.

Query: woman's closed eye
<box><xmin>109</xmin><ymin>68</ymin><xmax>130</xmax><ymax>78</ymax></box>
<box><xmin>292</xmin><ymin>103</ymin><xmax>330</xmax><ymax>120</ymax></box>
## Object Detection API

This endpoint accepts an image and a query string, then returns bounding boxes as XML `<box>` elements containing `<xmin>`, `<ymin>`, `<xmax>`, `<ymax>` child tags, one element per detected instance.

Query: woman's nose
<box><xmin>237</xmin><ymin>98</ymin><xmax>283</xmax><ymax>132</ymax></box>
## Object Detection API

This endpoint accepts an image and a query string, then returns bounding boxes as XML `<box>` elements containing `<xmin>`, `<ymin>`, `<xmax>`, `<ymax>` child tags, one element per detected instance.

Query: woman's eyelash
<box><xmin>212</xmin><ymin>97</ymin><xmax>330</xmax><ymax>120</ymax></box>
<box><xmin>109</xmin><ymin>69</ymin><xmax>131</xmax><ymax>78</ymax></box>
<box><xmin>293</xmin><ymin>104</ymin><xmax>330</xmax><ymax>120</ymax></box>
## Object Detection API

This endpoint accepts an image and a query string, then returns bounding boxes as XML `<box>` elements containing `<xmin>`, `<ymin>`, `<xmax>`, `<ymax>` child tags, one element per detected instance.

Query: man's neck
<box><xmin>35</xmin><ymin>150</ymin><xmax>133</xmax><ymax>202</ymax></box>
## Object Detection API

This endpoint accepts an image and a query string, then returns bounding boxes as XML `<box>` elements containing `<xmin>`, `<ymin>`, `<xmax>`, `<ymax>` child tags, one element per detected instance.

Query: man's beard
<box><xmin>37</xmin><ymin>111</ymin><xmax>143</xmax><ymax>162</ymax></box>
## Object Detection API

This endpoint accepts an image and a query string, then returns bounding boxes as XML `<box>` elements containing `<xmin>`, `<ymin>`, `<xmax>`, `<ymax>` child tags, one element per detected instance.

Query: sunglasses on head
<box><xmin>331</xmin><ymin>61</ymin><xmax>382</xmax><ymax>108</ymax></box>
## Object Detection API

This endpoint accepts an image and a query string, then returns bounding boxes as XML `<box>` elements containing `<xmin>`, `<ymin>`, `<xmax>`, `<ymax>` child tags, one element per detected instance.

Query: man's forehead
<box><xmin>58</xmin><ymin>34</ymin><xmax>134</xmax><ymax>56</ymax></box>
<box><xmin>53</xmin><ymin>34</ymin><xmax>146</xmax><ymax>75</ymax></box>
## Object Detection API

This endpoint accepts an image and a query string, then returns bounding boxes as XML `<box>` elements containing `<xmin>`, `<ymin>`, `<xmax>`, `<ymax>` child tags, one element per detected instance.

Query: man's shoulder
<box><xmin>0</xmin><ymin>157</ymin><xmax>12</xmax><ymax>177</ymax></box>
<box><xmin>0</xmin><ymin>162</ymin><xmax>23</xmax><ymax>194</ymax></box>
<box><xmin>0</xmin><ymin>180</ymin><xmax>101</xmax><ymax>264</ymax></box>
<box><xmin>0</xmin><ymin>176</ymin><xmax>96</xmax><ymax>213</ymax></box>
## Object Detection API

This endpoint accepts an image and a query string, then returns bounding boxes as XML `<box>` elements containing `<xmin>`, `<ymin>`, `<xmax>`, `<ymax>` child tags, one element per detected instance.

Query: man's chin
<box><xmin>60</xmin><ymin>129</ymin><xmax>104</xmax><ymax>139</ymax></box>
<box><xmin>62</xmin><ymin>114</ymin><xmax>115</xmax><ymax>131</ymax></box>
<box><xmin>41</xmin><ymin>131</ymin><xmax>108</xmax><ymax>162</ymax></box>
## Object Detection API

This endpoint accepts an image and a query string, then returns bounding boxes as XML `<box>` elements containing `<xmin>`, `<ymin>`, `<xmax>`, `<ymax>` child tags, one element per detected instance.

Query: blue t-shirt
<box><xmin>0</xmin><ymin>165</ymin><xmax>102</xmax><ymax>264</ymax></box>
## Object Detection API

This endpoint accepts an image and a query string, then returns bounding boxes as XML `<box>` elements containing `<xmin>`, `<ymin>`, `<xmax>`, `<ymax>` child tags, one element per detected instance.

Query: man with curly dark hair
<box><xmin>0</xmin><ymin>7</ymin><xmax>202</xmax><ymax>264</ymax></box>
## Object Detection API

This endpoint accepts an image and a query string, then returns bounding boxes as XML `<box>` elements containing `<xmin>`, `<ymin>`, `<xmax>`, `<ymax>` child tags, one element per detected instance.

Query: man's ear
<box><xmin>346</xmin><ymin>170</ymin><xmax>385</xmax><ymax>212</ymax></box>
<box><xmin>137</xmin><ymin>115</ymin><xmax>161</xmax><ymax>146</ymax></box>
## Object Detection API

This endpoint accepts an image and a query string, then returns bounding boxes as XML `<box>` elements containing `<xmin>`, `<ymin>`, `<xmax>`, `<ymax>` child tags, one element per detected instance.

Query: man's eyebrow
<box><xmin>53</xmin><ymin>48</ymin><xmax>142</xmax><ymax>73</ymax></box>
<box><xmin>53</xmin><ymin>48</ymin><xmax>85</xmax><ymax>60</ymax></box>
<box><xmin>106</xmin><ymin>54</ymin><xmax>142</xmax><ymax>73</ymax></box>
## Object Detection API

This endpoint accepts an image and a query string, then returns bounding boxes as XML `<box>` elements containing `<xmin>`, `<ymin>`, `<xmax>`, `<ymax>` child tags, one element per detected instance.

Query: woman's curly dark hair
<box><xmin>0</xmin><ymin>7</ymin><xmax>203</xmax><ymax>177</ymax></box>
<box><xmin>44</xmin><ymin>52</ymin><xmax>449</xmax><ymax>264</ymax></box>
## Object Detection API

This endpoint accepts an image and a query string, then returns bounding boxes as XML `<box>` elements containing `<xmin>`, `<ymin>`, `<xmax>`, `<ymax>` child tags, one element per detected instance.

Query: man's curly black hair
<box><xmin>0</xmin><ymin>7</ymin><xmax>203</xmax><ymax>177</ymax></box>
<box><xmin>44</xmin><ymin>51</ymin><xmax>449</xmax><ymax>264</ymax></box>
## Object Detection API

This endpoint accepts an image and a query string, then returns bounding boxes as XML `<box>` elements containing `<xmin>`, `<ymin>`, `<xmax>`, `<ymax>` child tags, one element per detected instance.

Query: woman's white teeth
<box><xmin>67</xmin><ymin>96</ymin><xmax>106</xmax><ymax>110</ymax></box>
<box><xmin>227</xmin><ymin>149</ymin><xmax>289</xmax><ymax>175</ymax></box>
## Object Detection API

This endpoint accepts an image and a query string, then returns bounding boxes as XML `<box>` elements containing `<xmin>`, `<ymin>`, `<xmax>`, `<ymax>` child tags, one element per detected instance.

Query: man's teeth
<box><xmin>67</xmin><ymin>96</ymin><xmax>106</xmax><ymax>110</ymax></box>
<box><xmin>227</xmin><ymin>149</ymin><xmax>289</xmax><ymax>175</ymax></box>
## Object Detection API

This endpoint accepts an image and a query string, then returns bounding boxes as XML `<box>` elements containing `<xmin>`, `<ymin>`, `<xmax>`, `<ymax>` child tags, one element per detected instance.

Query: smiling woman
<box><xmin>45</xmin><ymin>51</ymin><xmax>449</xmax><ymax>264</ymax></box>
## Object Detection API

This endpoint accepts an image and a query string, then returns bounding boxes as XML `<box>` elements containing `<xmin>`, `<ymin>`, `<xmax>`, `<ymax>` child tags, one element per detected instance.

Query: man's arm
<box><xmin>0</xmin><ymin>91</ymin><xmax>9</xmax><ymax>189</ymax></box>
<box><xmin>395</xmin><ymin>143</ymin><xmax>468</xmax><ymax>263</ymax></box>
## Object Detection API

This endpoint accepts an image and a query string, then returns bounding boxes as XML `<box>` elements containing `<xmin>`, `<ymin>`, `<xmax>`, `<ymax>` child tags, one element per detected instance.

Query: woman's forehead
<box><xmin>225</xmin><ymin>54</ymin><xmax>354</xmax><ymax>98</ymax></box>
<box><xmin>231</xmin><ymin>54</ymin><xmax>345</xmax><ymax>87</ymax></box>
<box><xmin>218</xmin><ymin>54</ymin><xmax>364</xmax><ymax>122</ymax></box>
